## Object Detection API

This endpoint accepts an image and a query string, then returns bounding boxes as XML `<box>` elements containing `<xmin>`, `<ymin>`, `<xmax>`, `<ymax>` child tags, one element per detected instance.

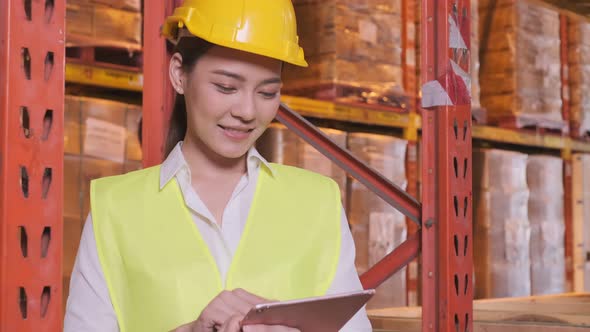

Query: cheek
<box><xmin>188</xmin><ymin>88</ymin><xmax>228</xmax><ymax>122</ymax></box>
<box><xmin>257</xmin><ymin>101</ymin><xmax>280</xmax><ymax>125</ymax></box>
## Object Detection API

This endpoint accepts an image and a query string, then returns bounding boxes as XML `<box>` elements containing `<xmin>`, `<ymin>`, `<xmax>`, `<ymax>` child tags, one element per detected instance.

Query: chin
<box><xmin>214</xmin><ymin>144</ymin><xmax>251</xmax><ymax>160</ymax></box>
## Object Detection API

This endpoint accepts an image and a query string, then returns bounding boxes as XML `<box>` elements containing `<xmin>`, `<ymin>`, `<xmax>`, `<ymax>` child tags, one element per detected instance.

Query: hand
<box><xmin>180</xmin><ymin>289</ymin><xmax>267</xmax><ymax>332</ymax></box>
<box><xmin>217</xmin><ymin>315</ymin><xmax>243</xmax><ymax>332</ymax></box>
<box><xmin>242</xmin><ymin>326</ymin><xmax>300</xmax><ymax>332</ymax></box>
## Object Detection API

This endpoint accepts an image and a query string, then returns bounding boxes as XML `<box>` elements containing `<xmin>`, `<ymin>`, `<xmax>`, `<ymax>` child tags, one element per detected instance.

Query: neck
<box><xmin>181</xmin><ymin>135</ymin><xmax>248</xmax><ymax>181</ymax></box>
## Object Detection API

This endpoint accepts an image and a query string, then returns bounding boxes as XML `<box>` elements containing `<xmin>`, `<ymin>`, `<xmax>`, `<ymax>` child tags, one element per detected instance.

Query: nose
<box><xmin>230</xmin><ymin>94</ymin><xmax>256</xmax><ymax>122</ymax></box>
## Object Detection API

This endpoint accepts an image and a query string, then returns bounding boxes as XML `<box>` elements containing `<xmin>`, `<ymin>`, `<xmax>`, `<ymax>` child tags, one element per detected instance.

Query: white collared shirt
<box><xmin>64</xmin><ymin>142</ymin><xmax>372</xmax><ymax>331</ymax></box>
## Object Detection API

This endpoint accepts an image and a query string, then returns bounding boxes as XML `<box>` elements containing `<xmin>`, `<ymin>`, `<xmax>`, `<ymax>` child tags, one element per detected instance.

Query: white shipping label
<box><xmin>83</xmin><ymin>117</ymin><xmax>126</xmax><ymax>163</ymax></box>
<box><xmin>359</xmin><ymin>20</ymin><xmax>378</xmax><ymax>45</ymax></box>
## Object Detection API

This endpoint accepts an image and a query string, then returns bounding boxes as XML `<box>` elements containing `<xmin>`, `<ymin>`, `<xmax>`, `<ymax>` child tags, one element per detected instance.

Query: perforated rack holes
<box><xmin>42</xmin><ymin>168</ymin><xmax>52</xmax><ymax>199</ymax></box>
<box><xmin>19</xmin><ymin>287</ymin><xmax>27</xmax><ymax>319</ymax></box>
<box><xmin>20</xmin><ymin>166</ymin><xmax>29</xmax><ymax>198</ymax></box>
<box><xmin>44</xmin><ymin>52</ymin><xmax>54</xmax><ymax>81</ymax></box>
<box><xmin>22</xmin><ymin>48</ymin><xmax>31</xmax><ymax>80</ymax></box>
<box><xmin>41</xmin><ymin>227</ymin><xmax>51</xmax><ymax>258</ymax></box>
<box><xmin>41</xmin><ymin>286</ymin><xmax>51</xmax><ymax>318</ymax></box>
<box><xmin>24</xmin><ymin>0</ymin><xmax>32</xmax><ymax>20</ymax></box>
<box><xmin>19</xmin><ymin>226</ymin><xmax>28</xmax><ymax>258</ymax></box>
<box><xmin>45</xmin><ymin>0</ymin><xmax>54</xmax><ymax>23</ymax></box>
<box><xmin>42</xmin><ymin>109</ymin><xmax>53</xmax><ymax>140</ymax></box>
<box><xmin>20</xmin><ymin>106</ymin><xmax>30</xmax><ymax>138</ymax></box>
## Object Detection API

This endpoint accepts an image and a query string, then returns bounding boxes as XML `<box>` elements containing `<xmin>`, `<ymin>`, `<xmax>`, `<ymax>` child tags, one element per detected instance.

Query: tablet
<box><xmin>240</xmin><ymin>289</ymin><xmax>375</xmax><ymax>331</ymax></box>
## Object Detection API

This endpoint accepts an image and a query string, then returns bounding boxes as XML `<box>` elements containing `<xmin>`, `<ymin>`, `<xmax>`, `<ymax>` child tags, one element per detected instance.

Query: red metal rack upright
<box><xmin>0</xmin><ymin>0</ymin><xmax>66</xmax><ymax>331</ymax></box>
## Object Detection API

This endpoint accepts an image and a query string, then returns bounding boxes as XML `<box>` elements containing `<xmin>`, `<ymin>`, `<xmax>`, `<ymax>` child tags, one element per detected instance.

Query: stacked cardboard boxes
<box><xmin>63</xmin><ymin>96</ymin><xmax>142</xmax><ymax>305</ymax></box>
<box><xmin>473</xmin><ymin>149</ymin><xmax>531</xmax><ymax>298</ymax></box>
<box><xmin>471</xmin><ymin>0</ymin><xmax>482</xmax><ymax>113</ymax></box>
<box><xmin>527</xmin><ymin>156</ymin><xmax>566</xmax><ymax>295</ymax></box>
<box><xmin>572</xmin><ymin>154</ymin><xmax>590</xmax><ymax>292</ymax></box>
<box><xmin>66</xmin><ymin>0</ymin><xmax>142</xmax><ymax>48</ymax></box>
<box><xmin>284</xmin><ymin>0</ymin><xmax>406</xmax><ymax>107</ymax></box>
<box><xmin>479</xmin><ymin>0</ymin><xmax>565</xmax><ymax>129</ymax></box>
<box><xmin>348</xmin><ymin>132</ymin><xmax>408</xmax><ymax>308</ymax></box>
<box><xmin>568</xmin><ymin>20</ymin><xmax>590</xmax><ymax>137</ymax></box>
<box><xmin>258</xmin><ymin>126</ymin><xmax>409</xmax><ymax>307</ymax></box>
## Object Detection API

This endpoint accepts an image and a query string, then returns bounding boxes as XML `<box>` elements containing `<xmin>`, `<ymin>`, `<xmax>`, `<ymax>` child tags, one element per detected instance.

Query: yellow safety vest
<box><xmin>91</xmin><ymin>163</ymin><xmax>341</xmax><ymax>332</ymax></box>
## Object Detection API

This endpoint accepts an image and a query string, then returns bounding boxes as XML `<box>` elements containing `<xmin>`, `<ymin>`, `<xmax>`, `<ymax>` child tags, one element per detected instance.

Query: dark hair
<box><xmin>165</xmin><ymin>37</ymin><xmax>214</xmax><ymax>157</ymax></box>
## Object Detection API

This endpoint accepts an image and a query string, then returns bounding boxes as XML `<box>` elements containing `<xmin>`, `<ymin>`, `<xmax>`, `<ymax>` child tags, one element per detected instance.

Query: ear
<box><xmin>169</xmin><ymin>53</ymin><xmax>185</xmax><ymax>95</ymax></box>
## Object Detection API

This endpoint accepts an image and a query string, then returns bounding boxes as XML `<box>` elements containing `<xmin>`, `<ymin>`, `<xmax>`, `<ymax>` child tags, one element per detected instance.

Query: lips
<box><xmin>218</xmin><ymin>125</ymin><xmax>254</xmax><ymax>140</ymax></box>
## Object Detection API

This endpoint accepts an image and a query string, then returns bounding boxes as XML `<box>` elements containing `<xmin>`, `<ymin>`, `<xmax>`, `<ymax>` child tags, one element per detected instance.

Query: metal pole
<box><xmin>0</xmin><ymin>0</ymin><xmax>65</xmax><ymax>330</ymax></box>
<box><xmin>142</xmin><ymin>1</ymin><xmax>178</xmax><ymax>167</ymax></box>
<box><xmin>420</xmin><ymin>0</ymin><xmax>474</xmax><ymax>331</ymax></box>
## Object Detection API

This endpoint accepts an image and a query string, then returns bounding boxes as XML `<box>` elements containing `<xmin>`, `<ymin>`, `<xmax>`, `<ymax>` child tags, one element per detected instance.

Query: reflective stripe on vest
<box><xmin>91</xmin><ymin>163</ymin><xmax>341</xmax><ymax>332</ymax></box>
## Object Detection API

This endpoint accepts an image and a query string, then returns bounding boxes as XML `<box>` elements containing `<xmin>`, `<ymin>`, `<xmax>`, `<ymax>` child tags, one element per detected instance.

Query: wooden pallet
<box><xmin>369</xmin><ymin>293</ymin><xmax>590</xmax><ymax>332</ymax></box>
<box><xmin>570</xmin><ymin>121</ymin><xmax>590</xmax><ymax>141</ymax></box>
<box><xmin>66</xmin><ymin>45</ymin><xmax>142</xmax><ymax>72</ymax></box>
<box><xmin>282</xmin><ymin>83</ymin><xmax>411</xmax><ymax>113</ymax></box>
<box><xmin>487</xmin><ymin>113</ymin><xmax>570</xmax><ymax>136</ymax></box>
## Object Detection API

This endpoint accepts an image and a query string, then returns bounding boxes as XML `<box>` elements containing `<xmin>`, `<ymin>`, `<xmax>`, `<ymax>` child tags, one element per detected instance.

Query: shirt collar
<box><xmin>159</xmin><ymin>141</ymin><xmax>276</xmax><ymax>189</ymax></box>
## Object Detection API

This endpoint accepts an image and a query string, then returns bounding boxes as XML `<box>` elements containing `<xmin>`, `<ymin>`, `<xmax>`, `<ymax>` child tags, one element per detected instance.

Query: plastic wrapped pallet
<box><xmin>568</xmin><ymin>20</ymin><xmax>590</xmax><ymax>138</ymax></box>
<box><xmin>479</xmin><ymin>0</ymin><xmax>565</xmax><ymax>130</ymax></box>
<box><xmin>66</xmin><ymin>1</ymin><xmax>142</xmax><ymax>48</ymax></box>
<box><xmin>348</xmin><ymin>133</ymin><xmax>407</xmax><ymax>308</ymax></box>
<box><xmin>471</xmin><ymin>0</ymin><xmax>482</xmax><ymax>113</ymax></box>
<box><xmin>283</xmin><ymin>0</ymin><xmax>406</xmax><ymax>108</ymax></box>
<box><xmin>256</xmin><ymin>124</ymin><xmax>348</xmax><ymax>204</ymax></box>
<box><xmin>582</xmin><ymin>155</ymin><xmax>590</xmax><ymax>292</ymax></box>
<box><xmin>473</xmin><ymin>149</ymin><xmax>531</xmax><ymax>298</ymax></box>
<box><xmin>526</xmin><ymin>156</ymin><xmax>565</xmax><ymax>295</ymax></box>
<box><xmin>572</xmin><ymin>154</ymin><xmax>590</xmax><ymax>292</ymax></box>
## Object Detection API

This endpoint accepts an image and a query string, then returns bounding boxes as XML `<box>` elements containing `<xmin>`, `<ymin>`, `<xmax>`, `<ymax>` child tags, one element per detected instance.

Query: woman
<box><xmin>64</xmin><ymin>1</ymin><xmax>372</xmax><ymax>331</ymax></box>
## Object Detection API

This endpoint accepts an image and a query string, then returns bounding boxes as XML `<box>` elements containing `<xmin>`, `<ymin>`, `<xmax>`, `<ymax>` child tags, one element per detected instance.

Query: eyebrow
<box><xmin>211</xmin><ymin>69</ymin><xmax>282</xmax><ymax>85</ymax></box>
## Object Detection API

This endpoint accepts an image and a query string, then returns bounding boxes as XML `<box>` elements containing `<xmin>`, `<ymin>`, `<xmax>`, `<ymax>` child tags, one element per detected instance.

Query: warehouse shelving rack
<box><xmin>1</xmin><ymin>0</ymin><xmax>589</xmax><ymax>331</ymax></box>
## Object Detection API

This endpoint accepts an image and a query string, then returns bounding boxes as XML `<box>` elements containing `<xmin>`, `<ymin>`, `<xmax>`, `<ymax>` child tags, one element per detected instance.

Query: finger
<box><xmin>219</xmin><ymin>314</ymin><xmax>243</xmax><ymax>332</ymax></box>
<box><xmin>219</xmin><ymin>290</ymin><xmax>257</xmax><ymax>316</ymax></box>
<box><xmin>200</xmin><ymin>304</ymin><xmax>232</xmax><ymax>328</ymax></box>
<box><xmin>242</xmin><ymin>325</ymin><xmax>300</xmax><ymax>332</ymax></box>
<box><xmin>232</xmin><ymin>288</ymin><xmax>269</xmax><ymax>305</ymax></box>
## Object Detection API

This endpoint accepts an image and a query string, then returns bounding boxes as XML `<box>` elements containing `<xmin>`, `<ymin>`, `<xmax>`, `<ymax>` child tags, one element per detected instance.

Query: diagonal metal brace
<box><xmin>360</xmin><ymin>231</ymin><xmax>421</xmax><ymax>290</ymax></box>
<box><xmin>277</xmin><ymin>102</ymin><xmax>422</xmax><ymax>225</ymax></box>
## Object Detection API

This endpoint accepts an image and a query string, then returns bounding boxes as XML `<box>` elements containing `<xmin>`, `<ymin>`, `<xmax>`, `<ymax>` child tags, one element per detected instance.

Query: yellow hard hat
<box><xmin>162</xmin><ymin>0</ymin><xmax>308</xmax><ymax>67</ymax></box>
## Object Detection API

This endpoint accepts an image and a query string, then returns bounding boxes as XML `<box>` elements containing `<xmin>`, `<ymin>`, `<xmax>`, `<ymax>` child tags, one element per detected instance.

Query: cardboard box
<box><xmin>65</xmin><ymin>97</ymin><xmax>81</xmax><ymax>155</ymax></box>
<box><xmin>126</xmin><ymin>105</ymin><xmax>142</xmax><ymax>161</ymax></box>
<box><xmin>64</xmin><ymin>155</ymin><xmax>82</xmax><ymax>220</ymax></box>
<box><xmin>124</xmin><ymin>161</ymin><xmax>143</xmax><ymax>173</ymax></box>
<box><xmin>81</xmin><ymin>157</ymin><xmax>124</xmax><ymax>218</ymax></box>
<box><xmin>91</xmin><ymin>0</ymin><xmax>140</xmax><ymax>12</ymax></box>
<box><xmin>66</xmin><ymin>1</ymin><xmax>142</xmax><ymax>47</ymax></box>
<box><xmin>81</xmin><ymin>97</ymin><xmax>127</xmax><ymax>163</ymax></box>
<box><xmin>63</xmin><ymin>216</ymin><xmax>83</xmax><ymax>279</ymax></box>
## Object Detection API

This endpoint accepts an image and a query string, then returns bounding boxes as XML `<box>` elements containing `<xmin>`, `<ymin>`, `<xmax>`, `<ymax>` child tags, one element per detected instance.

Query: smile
<box><xmin>218</xmin><ymin>125</ymin><xmax>254</xmax><ymax>140</ymax></box>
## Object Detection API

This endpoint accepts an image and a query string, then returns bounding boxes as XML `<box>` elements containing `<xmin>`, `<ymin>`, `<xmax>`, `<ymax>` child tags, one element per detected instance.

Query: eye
<box><xmin>259</xmin><ymin>91</ymin><xmax>279</xmax><ymax>99</ymax></box>
<box><xmin>214</xmin><ymin>83</ymin><xmax>236</xmax><ymax>94</ymax></box>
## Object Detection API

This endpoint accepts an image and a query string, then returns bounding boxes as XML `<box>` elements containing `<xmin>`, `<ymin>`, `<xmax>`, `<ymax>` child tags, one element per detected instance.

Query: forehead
<box><xmin>194</xmin><ymin>45</ymin><xmax>282</xmax><ymax>78</ymax></box>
